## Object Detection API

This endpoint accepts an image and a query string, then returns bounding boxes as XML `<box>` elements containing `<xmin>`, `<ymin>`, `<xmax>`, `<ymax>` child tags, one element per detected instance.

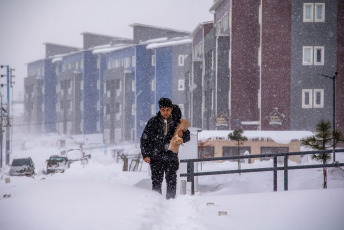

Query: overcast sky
<box><xmin>0</xmin><ymin>0</ymin><xmax>213</xmax><ymax>100</ymax></box>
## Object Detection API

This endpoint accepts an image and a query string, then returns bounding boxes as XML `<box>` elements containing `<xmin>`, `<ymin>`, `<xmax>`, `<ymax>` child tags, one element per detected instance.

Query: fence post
<box><xmin>187</xmin><ymin>161</ymin><xmax>195</xmax><ymax>195</ymax></box>
<box><xmin>273</xmin><ymin>156</ymin><xmax>277</xmax><ymax>191</ymax></box>
<box><xmin>284</xmin><ymin>153</ymin><xmax>288</xmax><ymax>191</ymax></box>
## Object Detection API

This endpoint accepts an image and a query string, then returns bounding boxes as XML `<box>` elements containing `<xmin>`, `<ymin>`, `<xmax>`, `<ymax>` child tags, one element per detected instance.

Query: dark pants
<box><xmin>150</xmin><ymin>152</ymin><xmax>179</xmax><ymax>199</ymax></box>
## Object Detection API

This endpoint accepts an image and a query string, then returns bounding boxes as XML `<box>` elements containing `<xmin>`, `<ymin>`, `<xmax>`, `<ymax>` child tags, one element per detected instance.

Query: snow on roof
<box><xmin>52</xmin><ymin>56</ymin><xmax>63</xmax><ymax>63</ymax></box>
<box><xmin>92</xmin><ymin>44</ymin><xmax>133</xmax><ymax>54</ymax></box>
<box><xmin>144</xmin><ymin>37</ymin><xmax>168</xmax><ymax>43</ymax></box>
<box><xmin>146</xmin><ymin>38</ymin><xmax>192</xmax><ymax>49</ymax></box>
<box><xmin>198</xmin><ymin>130</ymin><xmax>313</xmax><ymax>145</ymax></box>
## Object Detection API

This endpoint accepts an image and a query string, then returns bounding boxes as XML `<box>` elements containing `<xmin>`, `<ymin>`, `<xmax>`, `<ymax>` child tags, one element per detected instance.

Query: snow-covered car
<box><xmin>66</xmin><ymin>149</ymin><xmax>89</xmax><ymax>165</ymax></box>
<box><xmin>9</xmin><ymin>157</ymin><xmax>35</xmax><ymax>176</ymax></box>
<box><xmin>46</xmin><ymin>155</ymin><xmax>70</xmax><ymax>174</ymax></box>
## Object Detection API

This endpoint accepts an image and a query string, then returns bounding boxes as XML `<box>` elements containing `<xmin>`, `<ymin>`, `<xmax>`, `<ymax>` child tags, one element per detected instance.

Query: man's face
<box><xmin>159</xmin><ymin>107</ymin><xmax>173</xmax><ymax>119</ymax></box>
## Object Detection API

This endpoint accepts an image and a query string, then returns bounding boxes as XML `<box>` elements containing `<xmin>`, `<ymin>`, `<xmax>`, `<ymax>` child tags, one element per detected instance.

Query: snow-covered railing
<box><xmin>180</xmin><ymin>149</ymin><xmax>344</xmax><ymax>195</ymax></box>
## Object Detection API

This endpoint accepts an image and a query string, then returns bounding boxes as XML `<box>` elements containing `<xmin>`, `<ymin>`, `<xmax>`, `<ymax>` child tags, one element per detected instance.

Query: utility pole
<box><xmin>0</xmin><ymin>65</ymin><xmax>13</xmax><ymax>166</ymax></box>
<box><xmin>0</xmin><ymin>92</ymin><xmax>3</xmax><ymax>168</ymax></box>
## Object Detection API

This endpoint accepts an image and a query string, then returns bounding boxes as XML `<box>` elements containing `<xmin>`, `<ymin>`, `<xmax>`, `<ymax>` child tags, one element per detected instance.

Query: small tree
<box><xmin>301</xmin><ymin>120</ymin><xmax>344</xmax><ymax>189</ymax></box>
<box><xmin>228</xmin><ymin>129</ymin><xmax>248</xmax><ymax>174</ymax></box>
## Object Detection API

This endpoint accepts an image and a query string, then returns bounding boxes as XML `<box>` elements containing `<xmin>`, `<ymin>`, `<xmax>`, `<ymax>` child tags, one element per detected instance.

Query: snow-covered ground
<box><xmin>0</xmin><ymin>133</ymin><xmax>344</xmax><ymax>230</ymax></box>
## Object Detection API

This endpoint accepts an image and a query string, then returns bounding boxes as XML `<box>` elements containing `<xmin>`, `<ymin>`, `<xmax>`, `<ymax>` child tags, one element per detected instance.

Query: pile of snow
<box><xmin>0</xmin><ymin>133</ymin><xmax>343</xmax><ymax>230</ymax></box>
<box><xmin>198</xmin><ymin>130</ymin><xmax>314</xmax><ymax>144</ymax></box>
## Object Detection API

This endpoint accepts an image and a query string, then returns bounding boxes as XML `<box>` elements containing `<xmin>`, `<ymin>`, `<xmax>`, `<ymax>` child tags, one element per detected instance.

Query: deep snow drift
<box><xmin>0</xmin><ymin>133</ymin><xmax>344</xmax><ymax>230</ymax></box>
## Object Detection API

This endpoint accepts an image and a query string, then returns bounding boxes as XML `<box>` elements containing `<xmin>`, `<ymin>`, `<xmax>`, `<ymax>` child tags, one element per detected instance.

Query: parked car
<box><xmin>46</xmin><ymin>155</ymin><xmax>70</xmax><ymax>174</ymax></box>
<box><xmin>9</xmin><ymin>157</ymin><xmax>35</xmax><ymax>176</ymax></box>
<box><xmin>66</xmin><ymin>149</ymin><xmax>89</xmax><ymax>165</ymax></box>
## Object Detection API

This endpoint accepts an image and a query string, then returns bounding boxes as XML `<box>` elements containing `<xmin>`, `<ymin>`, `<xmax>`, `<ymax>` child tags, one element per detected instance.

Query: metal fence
<box><xmin>180</xmin><ymin>149</ymin><xmax>344</xmax><ymax>195</ymax></box>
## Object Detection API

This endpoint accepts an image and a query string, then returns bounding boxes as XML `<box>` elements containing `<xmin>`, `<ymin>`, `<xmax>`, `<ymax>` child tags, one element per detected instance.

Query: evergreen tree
<box><xmin>228</xmin><ymin>129</ymin><xmax>248</xmax><ymax>174</ymax></box>
<box><xmin>301</xmin><ymin>120</ymin><xmax>344</xmax><ymax>189</ymax></box>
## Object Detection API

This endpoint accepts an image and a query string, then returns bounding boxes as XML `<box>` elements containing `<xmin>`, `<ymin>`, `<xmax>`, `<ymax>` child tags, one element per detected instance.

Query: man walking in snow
<box><xmin>140</xmin><ymin>98</ymin><xmax>190</xmax><ymax>199</ymax></box>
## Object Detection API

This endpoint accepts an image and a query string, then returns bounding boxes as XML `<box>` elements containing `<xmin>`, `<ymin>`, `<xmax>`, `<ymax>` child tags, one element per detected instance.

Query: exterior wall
<box><xmin>216</xmin><ymin>36</ymin><xmax>230</xmax><ymax>129</ymax></box>
<box><xmin>172</xmin><ymin>43</ymin><xmax>192</xmax><ymax>120</ymax></box>
<box><xmin>290</xmin><ymin>0</ymin><xmax>337</xmax><ymax>131</ymax></box>
<box><xmin>83</xmin><ymin>51</ymin><xmax>99</xmax><ymax>134</ymax></box>
<box><xmin>82</xmin><ymin>33</ymin><xmax>130</xmax><ymax>49</ymax></box>
<box><xmin>213</xmin><ymin>1</ymin><xmax>230</xmax><ymax>130</ymax></box>
<box><xmin>25</xmin><ymin>60</ymin><xmax>45</xmax><ymax>133</ymax></box>
<box><xmin>102</xmin><ymin>47</ymin><xmax>135</xmax><ymax>143</ymax></box>
<box><xmin>135</xmin><ymin>45</ymin><xmax>153</xmax><ymax>140</ymax></box>
<box><xmin>132</xmin><ymin>25</ymin><xmax>189</xmax><ymax>44</ymax></box>
<box><xmin>200</xmin><ymin>139</ymin><xmax>302</xmax><ymax>163</ymax></box>
<box><xmin>45</xmin><ymin>43</ymin><xmax>80</xmax><ymax>58</ymax></box>
<box><xmin>231</xmin><ymin>0</ymin><xmax>260</xmax><ymax>130</ymax></box>
<box><xmin>56</xmin><ymin>52</ymin><xmax>84</xmax><ymax>135</ymax></box>
<box><xmin>203</xmin><ymin>25</ymin><xmax>215</xmax><ymax>130</ymax></box>
<box><xmin>43</xmin><ymin>59</ymin><xmax>57</xmax><ymax>133</ymax></box>
<box><xmin>192</xmin><ymin>61</ymin><xmax>203</xmax><ymax>128</ymax></box>
<box><xmin>155</xmin><ymin>47</ymin><xmax>173</xmax><ymax>107</ymax></box>
<box><xmin>336</xmin><ymin>0</ymin><xmax>344</xmax><ymax>137</ymax></box>
<box><xmin>261</xmin><ymin>0</ymin><xmax>292</xmax><ymax>130</ymax></box>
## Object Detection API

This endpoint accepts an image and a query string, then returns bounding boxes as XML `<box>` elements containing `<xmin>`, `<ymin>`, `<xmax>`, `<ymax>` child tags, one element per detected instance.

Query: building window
<box><xmin>124</xmin><ymin>57</ymin><xmax>131</xmax><ymax>68</ymax></box>
<box><xmin>313</xmin><ymin>89</ymin><xmax>324</xmax><ymax>108</ymax></box>
<box><xmin>151</xmin><ymin>79</ymin><xmax>156</xmax><ymax>91</ymax></box>
<box><xmin>315</xmin><ymin>3</ymin><xmax>325</xmax><ymax>22</ymax></box>
<box><xmin>80</xmin><ymin>60</ymin><xmax>84</xmax><ymax>69</ymax></box>
<box><xmin>303</xmin><ymin>3</ymin><xmax>325</xmax><ymax>22</ymax></box>
<box><xmin>303</xmin><ymin>46</ymin><xmax>313</xmax><ymax>65</ymax></box>
<box><xmin>107</xmin><ymin>61</ymin><xmax>111</xmax><ymax>70</ymax></box>
<box><xmin>132</xmin><ymin>104</ymin><xmax>136</xmax><ymax>115</ymax></box>
<box><xmin>314</xmin><ymin>46</ymin><xmax>324</xmax><ymax>65</ymax></box>
<box><xmin>152</xmin><ymin>54</ymin><xmax>156</xmax><ymax>66</ymax></box>
<box><xmin>151</xmin><ymin>104</ymin><xmax>156</xmax><ymax>116</ymax></box>
<box><xmin>76</xmin><ymin>61</ymin><xmax>79</xmax><ymax>70</ymax></box>
<box><xmin>194</xmin><ymin>43</ymin><xmax>203</xmax><ymax>59</ymax></box>
<box><xmin>80</xmin><ymin>80</ymin><xmax>84</xmax><ymax>90</ymax></box>
<box><xmin>97</xmin><ymin>100</ymin><xmax>100</xmax><ymax>110</ymax></box>
<box><xmin>303</xmin><ymin>3</ymin><xmax>314</xmax><ymax>22</ymax></box>
<box><xmin>115</xmin><ymin>79</ymin><xmax>121</xmax><ymax>92</ymax></box>
<box><xmin>178</xmin><ymin>79</ymin><xmax>185</xmax><ymax>91</ymax></box>
<box><xmin>132</xmin><ymin>80</ymin><xmax>136</xmax><ymax>91</ymax></box>
<box><xmin>132</xmin><ymin>56</ymin><xmax>136</xmax><ymax>67</ymax></box>
<box><xmin>303</xmin><ymin>46</ymin><xmax>324</xmax><ymax>66</ymax></box>
<box><xmin>178</xmin><ymin>55</ymin><xmax>185</xmax><ymax>66</ymax></box>
<box><xmin>302</xmin><ymin>89</ymin><xmax>313</xmax><ymax>108</ymax></box>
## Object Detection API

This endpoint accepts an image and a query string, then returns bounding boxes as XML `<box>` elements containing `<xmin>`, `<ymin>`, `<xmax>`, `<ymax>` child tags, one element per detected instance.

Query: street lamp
<box><xmin>318</xmin><ymin>72</ymin><xmax>338</xmax><ymax>162</ymax></box>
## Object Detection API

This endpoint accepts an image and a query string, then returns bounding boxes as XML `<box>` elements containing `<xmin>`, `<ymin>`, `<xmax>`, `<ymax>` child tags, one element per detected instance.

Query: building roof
<box><xmin>209</xmin><ymin>0</ymin><xmax>224</xmax><ymax>12</ymax></box>
<box><xmin>81</xmin><ymin>32</ymin><xmax>131</xmax><ymax>41</ymax></box>
<box><xmin>146</xmin><ymin>37</ymin><xmax>192</xmax><ymax>49</ymax></box>
<box><xmin>92</xmin><ymin>44</ymin><xmax>134</xmax><ymax>54</ymax></box>
<box><xmin>190</xmin><ymin>21</ymin><xmax>214</xmax><ymax>38</ymax></box>
<box><xmin>129</xmin><ymin>23</ymin><xmax>191</xmax><ymax>34</ymax></box>
<box><xmin>43</xmin><ymin>42</ymin><xmax>82</xmax><ymax>50</ymax></box>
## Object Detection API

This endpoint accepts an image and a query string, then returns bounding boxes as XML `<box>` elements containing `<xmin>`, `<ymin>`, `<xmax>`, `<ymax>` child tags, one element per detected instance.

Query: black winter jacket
<box><xmin>140</xmin><ymin>112</ymin><xmax>190</xmax><ymax>161</ymax></box>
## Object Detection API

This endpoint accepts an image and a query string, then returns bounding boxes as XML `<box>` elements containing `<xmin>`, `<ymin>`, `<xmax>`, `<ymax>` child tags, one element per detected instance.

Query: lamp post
<box><xmin>318</xmin><ymin>72</ymin><xmax>338</xmax><ymax>162</ymax></box>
